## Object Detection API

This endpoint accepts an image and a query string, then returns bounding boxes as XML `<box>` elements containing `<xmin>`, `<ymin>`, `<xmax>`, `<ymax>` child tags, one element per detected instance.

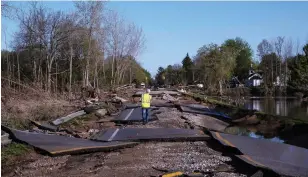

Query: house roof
<box><xmin>248</xmin><ymin>73</ymin><xmax>262</xmax><ymax>80</ymax></box>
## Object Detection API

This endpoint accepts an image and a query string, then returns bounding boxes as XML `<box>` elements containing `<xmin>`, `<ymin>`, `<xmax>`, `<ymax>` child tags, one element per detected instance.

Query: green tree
<box><xmin>165</xmin><ymin>64</ymin><xmax>183</xmax><ymax>86</ymax></box>
<box><xmin>194</xmin><ymin>43</ymin><xmax>237</xmax><ymax>95</ymax></box>
<box><xmin>128</xmin><ymin>60</ymin><xmax>151</xmax><ymax>86</ymax></box>
<box><xmin>155</xmin><ymin>66</ymin><xmax>166</xmax><ymax>86</ymax></box>
<box><xmin>222</xmin><ymin>37</ymin><xmax>253</xmax><ymax>82</ymax></box>
<box><xmin>288</xmin><ymin>44</ymin><xmax>308</xmax><ymax>94</ymax></box>
<box><xmin>182</xmin><ymin>53</ymin><xmax>193</xmax><ymax>84</ymax></box>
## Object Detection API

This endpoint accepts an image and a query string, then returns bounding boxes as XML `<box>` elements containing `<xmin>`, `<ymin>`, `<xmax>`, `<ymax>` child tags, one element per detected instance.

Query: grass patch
<box><xmin>1</xmin><ymin>143</ymin><xmax>31</xmax><ymax>164</ymax></box>
<box><xmin>1</xmin><ymin>114</ymin><xmax>29</xmax><ymax>130</ymax></box>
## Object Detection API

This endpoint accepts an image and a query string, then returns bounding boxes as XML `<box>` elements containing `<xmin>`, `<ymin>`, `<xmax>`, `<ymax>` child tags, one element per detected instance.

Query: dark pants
<box><xmin>142</xmin><ymin>108</ymin><xmax>149</xmax><ymax>124</ymax></box>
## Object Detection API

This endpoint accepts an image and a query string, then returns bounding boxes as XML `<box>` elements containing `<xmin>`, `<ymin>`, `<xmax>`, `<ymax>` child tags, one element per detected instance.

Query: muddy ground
<box><xmin>2</xmin><ymin>104</ymin><xmax>260</xmax><ymax>177</ymax></box>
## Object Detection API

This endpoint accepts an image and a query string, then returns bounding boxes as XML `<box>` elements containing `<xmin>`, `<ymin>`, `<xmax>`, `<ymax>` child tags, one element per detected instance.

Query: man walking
<box><xmin>141</xmin><ymin>89</ymin><xmax>152</xmax><ymax>125</ymax></box>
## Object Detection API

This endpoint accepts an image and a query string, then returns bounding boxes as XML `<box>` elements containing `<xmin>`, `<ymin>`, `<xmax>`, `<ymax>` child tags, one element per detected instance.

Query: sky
<box><xmin>2</xmin><ymin>1</ymin><xmax>308</xmax><ymax>76</ymax></box>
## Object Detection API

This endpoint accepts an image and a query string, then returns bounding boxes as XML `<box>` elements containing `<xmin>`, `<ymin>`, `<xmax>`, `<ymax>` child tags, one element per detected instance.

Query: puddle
<box><xmin>224</xmin><ymin>126</ymin><xmax>285</xmax><ymax>143</ymax></box>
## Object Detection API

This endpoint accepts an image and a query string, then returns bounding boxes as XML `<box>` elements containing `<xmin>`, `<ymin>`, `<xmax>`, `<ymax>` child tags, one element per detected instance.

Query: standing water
<box><xmin>224</xmin><ymin>97</ymin><xmax>307</xmax><ymax>144</ymax></box>
<box><xmin>243</xmin><ymin>97</ymin><xmax>308</xmax><ymax>119</ymax></box>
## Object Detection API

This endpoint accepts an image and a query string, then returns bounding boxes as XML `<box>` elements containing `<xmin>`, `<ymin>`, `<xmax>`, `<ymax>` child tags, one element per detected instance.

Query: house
<box><xmin>246</xmin><ymin>68</ymin><xmax>263</xmax><ymax>87</ymax></box>
<box><xmin>140</xmin><ymin>82</ymin><xmax>145</xmax><ymax>88</ymax></box>
<box><xmin>244</xmin><ymin>63</ymin><xmax>289</xmax><ymax>87</ymax></box>
<box><xmin>229</xmin><ymin>76</ymin><xmax>241</xmax><ymax>88</ymax></box>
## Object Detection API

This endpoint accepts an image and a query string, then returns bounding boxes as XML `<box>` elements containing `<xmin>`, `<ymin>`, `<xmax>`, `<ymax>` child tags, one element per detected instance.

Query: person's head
<box><xmin>146</xmin><ymin>89</ymin><xmax>150</xmax><ymax>93</ymax></box>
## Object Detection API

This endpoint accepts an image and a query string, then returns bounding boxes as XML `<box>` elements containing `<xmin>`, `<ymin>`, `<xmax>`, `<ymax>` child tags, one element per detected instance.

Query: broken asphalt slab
<box><xmin>180</xmin><ymin>105</ymin><xmax>231</xmax><ymax>121</ymax></box>
<box><xmin>210</xmin><ymin>131</ymin><xmax>308</xmax><ymax>177</ymax></box>
<box><xmin>133</xmin><ymin>90</ymin><xmax>180</xmax><ymax>97</ymax></box>
<box><xmin>30</xmin><ymin>120</ymin><xmax>58</xmax><ymax>132</ymax></box>
<box><xmin>1</xmin><ymin>125</ymin><xmax>138</xmax><ymax>156</ymax></box>
<box><xmin>123</xmin><ymin>102</ymin><xmax>175</xmax><ymax>109</ymax></box>
<box><xmin>181</xmin><ymin>114</ymin><xmax>229</xmax><ymax>132</ymax></box>
<box><xmin>111</xmin><ymin>107</ymin><xmax>158</xmax><ymax>123</ymax></box>
<box><xmin>91</xmin><ymin>127</ymin><xmax>210</xmax><ymax>142</ymax></box>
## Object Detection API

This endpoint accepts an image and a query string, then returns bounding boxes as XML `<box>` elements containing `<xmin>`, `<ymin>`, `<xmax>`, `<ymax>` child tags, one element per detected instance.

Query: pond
<box><xmin>243</xmin><ymin>97</ymin><xmax>308</xmax><ymax>119</ymax></box>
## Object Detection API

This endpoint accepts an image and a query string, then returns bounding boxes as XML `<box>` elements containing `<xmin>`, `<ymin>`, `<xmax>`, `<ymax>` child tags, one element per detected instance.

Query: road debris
<box><xmin>95</xmin><ymin>109</ymin><xmax>108</xmax><ymax>118</ymax></box>
<box><xmin>52</xmin><ymin>110</ymin><xmax>86</xmax><ymax>126</ymax></box>
<box><xmin>1</xmin><ymin>131</ymin><xmax>12</xmax><ymax>146</ymax></box>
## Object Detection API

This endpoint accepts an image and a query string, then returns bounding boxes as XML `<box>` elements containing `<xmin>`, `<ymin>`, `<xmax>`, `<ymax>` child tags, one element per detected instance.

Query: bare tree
<box><xmin>257</xmin><ymin>39</ymin><xmax>274</xmax><ymax>87</ymax></box>
<box><xmin>3</xmin><ymin>26</ymin><xmax>11</xmax><ymax>87</ymax></box>
<box><xmin>1</xmin><ymin>1</ymin><xmax>18</xmax><ymax>19</ymax></box>
<box><xmin>74</xmin><ymin>1</ymin><xmax>104</xmax><ymax>87</ymax></box>
<box><xmin>3</xmin><ymin>1</ymin><xmax>147</xmax><ymax>98</ymax></box>
<box><xmin>274</xmin><ymin>36</ymin><xmax>285</xmax><ymax>92</ymax></box>
<box><xmin>104</xmin><ymin>11</ymin><xmax>145</xmax><ymax>87</ymax></box>
<box><xmin>282</xmin><ymin>38</ymin><xmax>293</xmax><ymax>92</ymax></box>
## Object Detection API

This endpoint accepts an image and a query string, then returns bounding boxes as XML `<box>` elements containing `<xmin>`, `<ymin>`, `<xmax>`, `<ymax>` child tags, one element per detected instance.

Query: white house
<box><xmin>246</xmin><ymin>68</ymin><xmax>263</xmax><ymax>87</ymax></box>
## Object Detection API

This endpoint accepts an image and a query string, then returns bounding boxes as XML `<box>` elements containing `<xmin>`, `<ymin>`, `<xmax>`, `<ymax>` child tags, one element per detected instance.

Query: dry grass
<box><xmin>1</xmin><ymin>87</ymin><xmax>78</xmax><ymax>129</ymax></box>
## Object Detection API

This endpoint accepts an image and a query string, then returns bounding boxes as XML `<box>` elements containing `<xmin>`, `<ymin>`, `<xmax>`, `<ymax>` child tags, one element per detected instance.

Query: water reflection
<box><xmin>248</xmin><ymin>132</ymin><xmax>284</xmax><ymax>143</ymax></box>
<box><xmin>243</xmin><ymin>97</ymin><xmax>308</xmax><ymax>118</ymax></box>
<box><xmin>224</xmin><ymin>126</ymin><xmax>285</xmax><ymax>143</ymax></box>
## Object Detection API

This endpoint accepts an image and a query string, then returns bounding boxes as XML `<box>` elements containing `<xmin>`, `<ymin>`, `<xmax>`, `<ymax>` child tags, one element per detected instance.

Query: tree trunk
<box><xmin>102</xmin><ymin>56</ymin><xmax>106</xmax><ymax>83</ymax></box>
<box><xmin>55</xmin><ymin>62</ymin><xmax>58</xmax><ymax>94</ymax></box>
<box><xmin>285</xmin><ymin>59</ymin><xmax>288</xmax><ymax>93</ymax></box>
<box><xmin>69</xmin><ymin>44</ymin><xmax>73</xmax><ymax>99</ymax></box>
<box><xmin>47</xmin><ymin>63</ymin><xmax>52</xmax><ymax>92</ymax></box>
<box><xmin>86</xmin><ymin>58</ymin><xmax>89</xmax><ymax>87</ymax></box>
<box><xmin>86</xmin><ymin>28</ymin><xmax>92</xmax><ymax>87</ymax></box>
<box><xmin>111</xmin><ymin>55</ymin><xmax>115</xmax><ymax>86</ymax></box>
<box><xmin>45</xmin><ymin>63</ymin><xmax>48</xmax><ymax>91</ymax></box>
<box><xmin>94</xmin><ymin>57</ymin><xmax>98</xmax><ymax>88</ymax></box>
<box><xmin>47</xmin><ymin>56</ymin><xmax>54</xmax><ymax>93</ymax></box>
<box><xmin>279</xmin><ymin>58</ymin><xmax>282</xmax><ymax>92</ymax></box>
<box><xmin>192</xmin><ymin>69</ymin><xmax>195</xmax><ymax>83</ymax></box>
<box><xmin>271</xmin><ymin>57</ymin><xmax>273</xmax><ymax>86</ymax></box>
<box><xmin>33</xmin><ymin>59</ymin><xmax>37</xmax><ymax>83</ymax></box>
<box><xmin>219</xmin><ymin>80</ymin><xmax>223</xmax><ymax>96</ymax></box>
<box><xmin>38</xmin><ymin>65</ymin><xmax>42</xmax><ymax>89</ymax></box>
<box><xmin>17</xmin><ymin>51</ymin><xmax>20</xmax><ymax>91</ymax></box>
<box><xmin>6</xmin><ymin>52</ymin><xmax>10</xmax><ymax>87</ymax></box>
<box><xmin>129</xmin><ymin>66</ymin><xmax>132</xmax><ymax>84</ymax></box>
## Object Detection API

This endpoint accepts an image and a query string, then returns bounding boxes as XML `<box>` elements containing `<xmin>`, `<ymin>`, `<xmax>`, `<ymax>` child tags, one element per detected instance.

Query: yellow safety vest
<box><xmin>141</xmin><ymin>93</ymin><xmax>151</xmax><ymax>108</ymax></box>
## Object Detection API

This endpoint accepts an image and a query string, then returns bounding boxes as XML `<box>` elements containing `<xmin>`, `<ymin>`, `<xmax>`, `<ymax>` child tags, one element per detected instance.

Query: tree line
<box><xmin>155</xmin><ymin>37</ymin><xmax>308</xmax><ymax>96</ymax></box>
<box><xmin>1</xmin><ymin>2</ymin><xmax>150</xmax><ymax>98</ymax></box>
